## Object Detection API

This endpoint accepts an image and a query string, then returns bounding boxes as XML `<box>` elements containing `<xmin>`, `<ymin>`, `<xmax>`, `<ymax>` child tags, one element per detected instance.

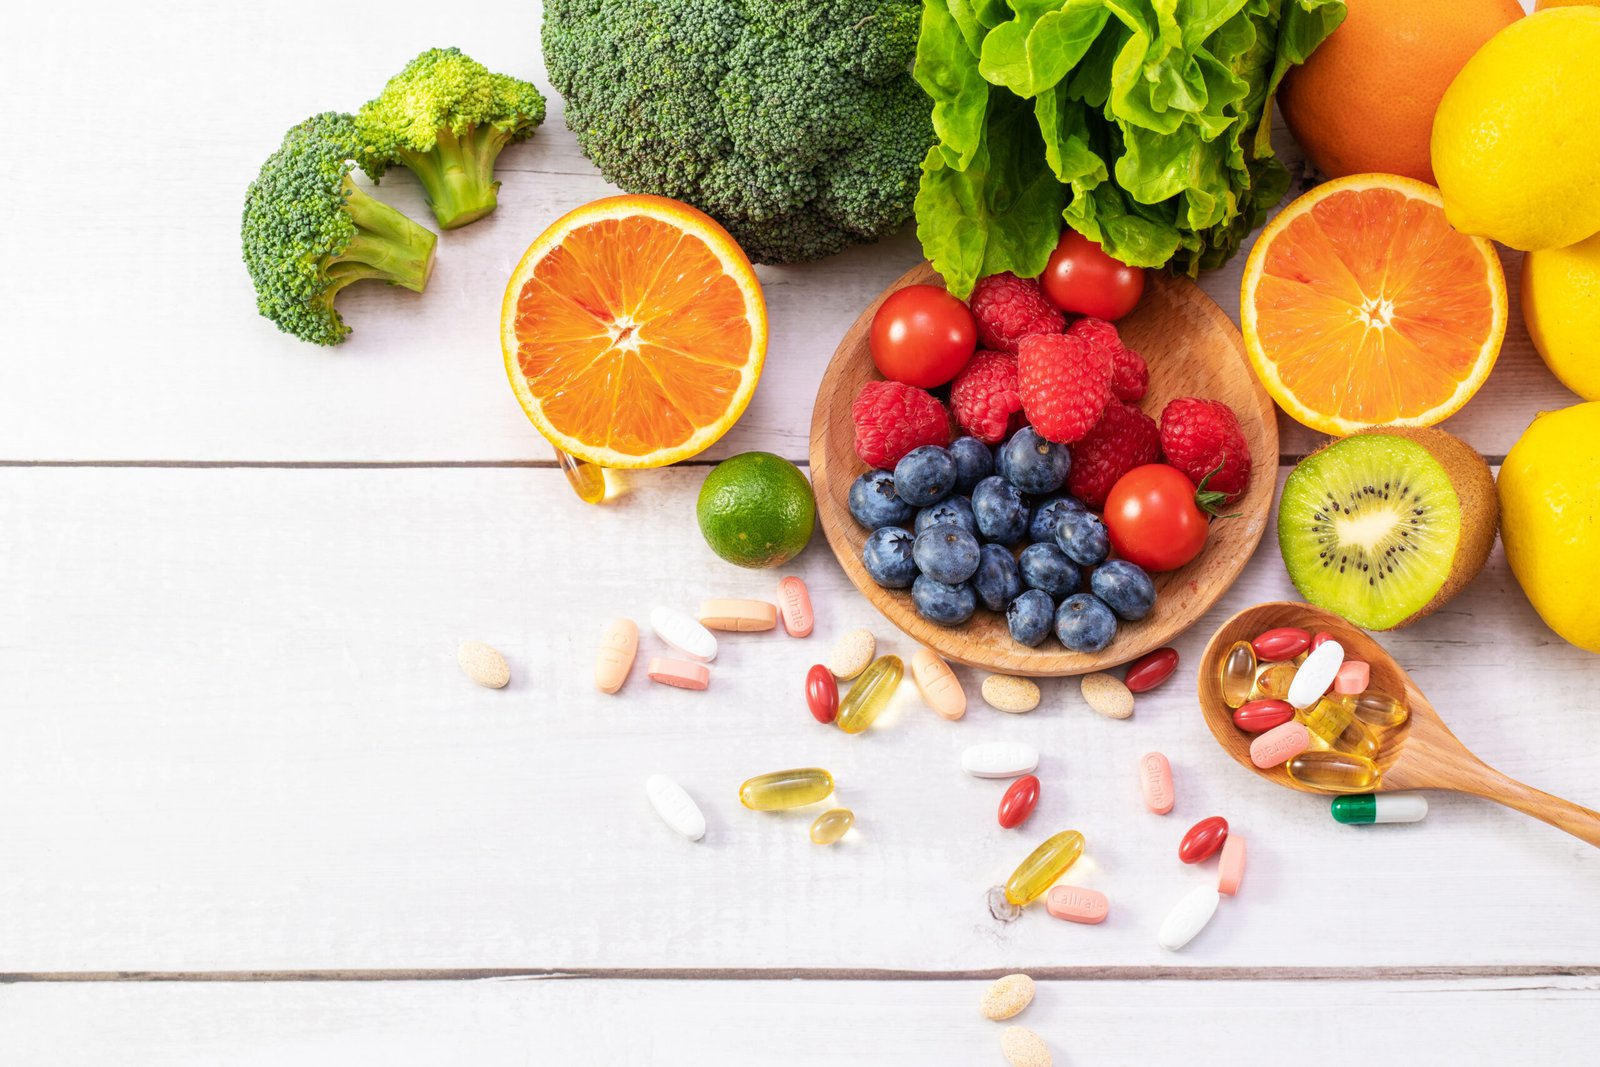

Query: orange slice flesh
<box><xmin>502</xmin><ymin>195</ymin><xmax>767</xmax><ymax>468</ymax></box>
<box><xmin>1241</xmin><ymin>174</ymin><xmax>1506</xmax><ymax>435</ymax></box>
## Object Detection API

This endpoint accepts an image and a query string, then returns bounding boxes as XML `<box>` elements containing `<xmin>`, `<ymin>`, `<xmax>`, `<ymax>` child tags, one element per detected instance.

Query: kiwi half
<box><xmin>1278</xmin><ymin>427</ymin><xmax>1498</xmax><ymax>630</ymax></box>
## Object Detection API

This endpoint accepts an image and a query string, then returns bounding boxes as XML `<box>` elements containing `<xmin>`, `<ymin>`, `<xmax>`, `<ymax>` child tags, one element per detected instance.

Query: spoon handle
<box><xmin>1435</xmin><ymin>759</ymin><xmax>1600</xmax><ymax>848</ymax></box>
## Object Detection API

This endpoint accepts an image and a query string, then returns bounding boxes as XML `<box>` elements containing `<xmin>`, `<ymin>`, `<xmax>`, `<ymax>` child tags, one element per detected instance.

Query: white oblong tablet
<box><xmin>1158</xmin><ymin>884</ymin><xmax>1221</xmax><ymax>951</ymax></box>
<box><xmin>1287</xmin><ymin>639</ymin><xmax>1344</xmax><ymax>708</ymax></box>
<box><xmin>961</xmin><ymin>742</ymin><xmax>1039</xmax><ymax>779</ymax></box>
<box><xmin>645</xmin><ymin>775</ymin><xmax>706</xmax><ymax>841</ymax></box>
<box><xmin>649</xmin><ymin>606</ymin><xmax>718</xmax><ymax>663</ymax></box>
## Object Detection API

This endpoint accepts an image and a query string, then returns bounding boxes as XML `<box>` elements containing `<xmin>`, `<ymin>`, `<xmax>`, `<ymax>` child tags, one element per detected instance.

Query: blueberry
<box><xmin>914</xmin><ymin>495</ymin><xmax>977</xmax><ymax>537</ymax></box>
<box><xmin>948</xmin><ymin>436</ymin><xmax>994</xmax><ymax>494</ymax></box>
<box><xmin>1055</xmin><ymin>511</ymin><xmax>1110</xmax><ymax>566</ymax></box>
<box><xmin>913</xmin><ymin>575</ymin><xmax>977</xmax><ymax>626</ymax></box>
<box><xmin>862</xmin><ymin>526</ymin><xmax>917</xmax><ymax>589</ymax></box>
<box><xmin>848</xmin><ymin>469</ymin><xmax>914</xmax><ymax>530</ymax></box>
<box><xmin>1006</xmin><ymin>589</ymin><xmax>1056</xmax><ymax>647</ymax></box>
<box><xmin>999</xmin><ymin>427</ymin><xmax>1071</xmax><ymax>495</ymax></box>
<box><xmin>912</xmin><ymin>523</ymin><xmax>981</xmax><ymax>584</ymax></box>
<box><xmin>1091</xmin><ymin>560</ymin><xmax>1157</xmax><ymax>621</ymax></box>
<box><xmin>1018</xmin><ymin>543</ymin><xmax>1080</xmax><ymax>600</ymax></box>
<box><xmin>1055</xmin><ymin>594</ymin><xmax>1118</xmax><ymax>653</ymax></box>
<box><xmin>1028</xmin><ymin>495</ymin><xmax>1086</xmax><ymax>544</ymax></box>
<box><xmin>971</xmin><ymin>543</ymin><xmax>1023</xmax><ymax>612</ymax></box>
<box><xmin>970</xmin><ymin>476</ymin><xmax>1029</xmax><ymax>546</ymax></box>
<box><xmin>893</xmin><ymin>445</ymin><xmax>957</xmax><ymax>507</ymax></box>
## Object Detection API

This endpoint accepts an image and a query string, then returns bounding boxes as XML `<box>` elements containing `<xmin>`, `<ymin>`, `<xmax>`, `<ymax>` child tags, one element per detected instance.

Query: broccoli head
<box><xmin>542</xmin><ymin>0</ymin><xmax>933</xmax><ymax>264</ymax></box>
<box><xmin>357</xmin><ymin>48</ymin><xmax>547</xmax><ymax>229</ymax></box>
<box><xmin>241</xmin><ymin>113</ymin><xmax>437</xmax><ymax>346</ymax></box>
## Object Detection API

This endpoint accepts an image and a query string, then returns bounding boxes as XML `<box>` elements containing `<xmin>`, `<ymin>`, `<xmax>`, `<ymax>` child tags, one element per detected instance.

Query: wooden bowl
<box><xmin>1197</xmin><ymin>602</ymin><xmax>1600</xmax><ymax>847</ymax></box>
<box><xmin>808</xmin><ymin>262</ymin><xmax>1278</xmax><ymax>676</ymax></box>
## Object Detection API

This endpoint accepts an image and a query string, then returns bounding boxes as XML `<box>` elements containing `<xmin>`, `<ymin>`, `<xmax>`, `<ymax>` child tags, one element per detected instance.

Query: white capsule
<box><xmin>649</xmin><ymin>606</ymin><xmax>718</xmax><ymax>663</ymax></box>
<box><xmin>645</xmin><ymin>775</ymin><xmax>706</xmax><ymax>841</ymax></box>
<box><xmin>961</xmin><ymin>742</ymin><xmax>1039</xmax><ymax>779</ymax></box>
<box><xmin>1287</xmin><ymin>639</ymin><xmax>1344</xmax><ymax>708</ymax></box>
<box><xmin>1158</xmin><ymin>884</ymin><xmax>1221</xmax><ymax>952</ymax></box>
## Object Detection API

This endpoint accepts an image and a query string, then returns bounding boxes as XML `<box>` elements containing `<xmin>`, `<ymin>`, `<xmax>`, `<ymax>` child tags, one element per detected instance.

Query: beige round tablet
<box><xmin>980</xmin><ymin>973</ymin><xmax>1034</xmax><ymax>1021</ymax></box>
<box><xmin>1081</xmin><ymin>672</ymin><xmax>1133</xmax><ymax>719</ymax></box>
<box><xmin>1001</xmin><ymin>1026</ymin><xmax>1052</xmax><ymax>1067</ymax></box>
<box><xmin>982</xmin><ymin>674</ymin><xmax>1041</xmax><ymax>714</ymax></box>
<box><xmin>828</xmin><ymin>628</ymin><xmax>876</xmax><ymax>679</ymax></box>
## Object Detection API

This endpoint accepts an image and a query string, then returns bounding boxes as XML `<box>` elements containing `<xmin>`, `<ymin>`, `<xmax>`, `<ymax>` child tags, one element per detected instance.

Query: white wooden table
<box><xmin>5</xmin><ymin>2</ymin><xmax>1597</xmax><ymax>1062</ymax></box>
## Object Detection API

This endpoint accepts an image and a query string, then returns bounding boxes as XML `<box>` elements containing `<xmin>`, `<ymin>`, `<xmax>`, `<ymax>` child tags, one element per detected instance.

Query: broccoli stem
<box><xmin>400</xmin><ymin>125</ymin><xmax>512</xmax><ymax>229</ymax></box>
<box><xmin>329</xmin><ymin>181</ymin><xmax>438</xmax><ymax>293</ymax></box>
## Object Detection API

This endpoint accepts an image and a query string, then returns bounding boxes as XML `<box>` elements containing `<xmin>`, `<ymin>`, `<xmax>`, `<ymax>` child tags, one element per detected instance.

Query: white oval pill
<box><xmin>645</xmin><ymin>775</ymin><xmax>705</xmax><ymax>841</ymax></box>
<box><xmin>961</xmin><ymin>742</ymin><xmax>1039</xmax><ymax>779</ymax></box>
<box><xmin>1287</xmin><ymin>639</ymin><xmax>1344</xmax><ymax>708</ymax></box>
<box><xmin>1158</xmin><ymin>884</ymin><xmax>1221</xmax><ymax>951</ymax></box>
<box><xmin>649</xmin><ymin>606</ymin><xmax>718</xmax><ymax>663</ymax></box>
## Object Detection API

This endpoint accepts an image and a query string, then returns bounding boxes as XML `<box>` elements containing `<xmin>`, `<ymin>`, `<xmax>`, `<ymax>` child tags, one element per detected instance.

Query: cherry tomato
<box><xmin>1104</xmin><ymin>464</ymin><xmax>1208</xmax><ymax>572</ymax></box>
<box><xmin>1041</xmin><ymin>231</ymin><xmax>1145</xmax><ymax>321</ymax></box>
<box><xmin>868</xmin><ymin>284</ymin><xmax>977</xmax><ymax>388</ymax></box>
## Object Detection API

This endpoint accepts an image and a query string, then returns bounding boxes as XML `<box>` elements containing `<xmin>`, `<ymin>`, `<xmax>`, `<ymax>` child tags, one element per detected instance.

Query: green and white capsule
<box><xmin>1330</xmin><ymin>792</ymin><xmax>1429</xmax><ymax>825</ymax></box>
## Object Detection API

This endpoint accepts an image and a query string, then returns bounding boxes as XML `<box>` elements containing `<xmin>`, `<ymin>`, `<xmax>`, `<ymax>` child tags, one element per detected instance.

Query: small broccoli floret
<box><xmin>543</xmin><ymin>0</ymin><xmax>933</xmax><ymax>264</ymax></box>
<box><xmin>242</xmin><ymin>113</ymin><xmax>437</xmax><ymax>346</ymax></box>
<box><xmin>357</xmin><ymin>48</ymin><xmax>547</xmax><ymax>229</ymax></box>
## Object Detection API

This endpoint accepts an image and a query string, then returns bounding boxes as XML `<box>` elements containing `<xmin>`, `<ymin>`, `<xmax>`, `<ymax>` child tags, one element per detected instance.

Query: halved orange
<box><xmin>502</xmin><ymin>195</ymin><xmax>767</xmax><ymax>468</ymax></box>
<box><xmin>1241</xmin><ymin>174</ymin><xmax>1506</xmax><ymax>435</ymax></box>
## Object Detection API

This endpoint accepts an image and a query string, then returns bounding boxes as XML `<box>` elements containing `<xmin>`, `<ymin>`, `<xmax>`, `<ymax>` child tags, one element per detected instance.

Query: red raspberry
<box><xmin>1068</xmin><ymin>317</ymin><xmax>1147</xmax><ymax>402</ymax></box>
<box><xmin>851</xmin><ymin>380</ymin><xmax>951</xmax><ymax>470</ymax></box>
<box><xmin>968</xmin><ymin>272</ymin><xmax>1066</xmax><ymax>354</ymax></box>
<box><xmin>1067</xmin><ymin>401</ymin><xmax>1162</xmax><ymax>509</ymax></box>
<box><xmin>1159</xmin><ymin>397</ymin><xmax>1253</xmax><ymax>504</ymax></box>
<box><xmin>1016</xmin><ymin>333</ymin><xmax>1112</xmax><ymax>445</ymax></box>
<box><xmin>949</xmin><ymin>350</ymin><xmax>1024</xmax><ymax>444</ymax></box>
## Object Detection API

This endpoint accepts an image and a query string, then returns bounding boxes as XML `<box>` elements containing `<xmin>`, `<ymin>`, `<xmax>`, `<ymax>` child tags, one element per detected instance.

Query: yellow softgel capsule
<box><xmin>1297</xmin><ymin>695</ymin><xmax>1355</xmax><ymax>745</ymax></box>
<box><xmin>809</xmin><ymin>808</ymin><xmax>854</xmax><ymax>845</ymax></box>
<box><xmin>1331</xmin><ymin>718</ymin><xmax>1380</xmax><ymax>762</ymax></box>
<box><xmin>1218</xmin><ymin>641</ymin><xmax>1257</xmax><ymax>709</ymax></box>
<box><xmin>739</xmin><ymin>768</ymin><xmax>835</xmax><ymax>811</ymax></box>
<box><xmin>1252</xmin><ymin>662</ymin><xmax>1298</xmax><ymax>701</ymax></box>
<box><xmin>1351</xmin><ymin>691</ymin><xmax>1409</xmax><ymax>728</ymax></box>
<box><xmin>837</xmin><ymin>655</ymin><xmax>904</xmax><ymax>734</ymax></box>
<box><xmin>1286</xmin><ymin>751</ymin><xmax>1379</xmax><ymax>794</ymax></box>
<box><xmin>1004</xmin><ymin>830</ymin><xmax>1086</xmax><ymax>906</ymax></box>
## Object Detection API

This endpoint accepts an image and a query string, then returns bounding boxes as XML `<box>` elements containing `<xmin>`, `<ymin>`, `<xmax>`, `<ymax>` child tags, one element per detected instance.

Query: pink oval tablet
<box><xmin>647</xmin><ymin>656</ymin><xmax>710</xmax><ymax>691</ymax></box>
<box><xmin>1217</xmin><ymin>834</ymin><xmax>1246</xmax><ymax>896</ymax></box>
<box><xmin>911</xmin><ymin>647</ymin><xmax>965</xmax><ymax>720</ymax></box>
<box><xmin>777</xmin><ymin>576</ymin><xmax>814</xmax><ymax>637</ymax></box>
<box><xmin>1333</xmin><ymin>659</ymin><xmax>1370</xmax><ymax>696</ymax></box>
<box><xmin>1251</xmin><ymin>721</ymin><xmax>1310</xmax><ymax>768</ymax></box>
<box><xmin>698</xmin><ymin>599</ymin><xmax>778</xmax><ymax>632</ymax></box>
<box><xmin>594</xmin><ymin>618</ymin><xmax>638</xmax><ymax>694</ymax></box>
<box><xmin>1045</xmin><ymin>885</ymin><xmax>1109</xmax><ymax>925</ymax></box>
<box><xmin>1139</xmin><ymin>752</ymin><xmax>1174</xmax><ymax>815</ymax></box>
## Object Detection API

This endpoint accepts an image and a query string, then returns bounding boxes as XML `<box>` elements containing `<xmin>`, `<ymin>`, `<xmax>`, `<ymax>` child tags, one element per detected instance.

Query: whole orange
<box><xmin>1279</xmin><ymin>0</ymin><xmax>1523</xmax><ymax>184</ymax></box>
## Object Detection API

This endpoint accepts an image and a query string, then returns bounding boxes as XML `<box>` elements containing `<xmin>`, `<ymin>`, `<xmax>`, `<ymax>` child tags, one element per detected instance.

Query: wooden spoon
<box><xmin>1199</xmin><ymin>601</ymin><xmax>1600</xmax><ymax>847</ymax></box>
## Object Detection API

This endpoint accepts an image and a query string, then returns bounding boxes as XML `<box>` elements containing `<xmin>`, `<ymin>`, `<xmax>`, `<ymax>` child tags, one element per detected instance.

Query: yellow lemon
<box><xmin>1523</xmin><ymin>232</ymin><xmax>1600</xmax><ymax>400</ymax></box>
<box><xmin>1430</xmin><ymin>8</ymin><xmax>1600</xmax><ymax>251</ymax></box>
<box><xmin>1534</xmin><ymin>0</ymin><xmax>1597</xmax><ymax>9</ymax></box>
<box><xmin>1498</xmin><ymin>402</ymin><xmax>1600</xmax><ymax>653</ymax></box>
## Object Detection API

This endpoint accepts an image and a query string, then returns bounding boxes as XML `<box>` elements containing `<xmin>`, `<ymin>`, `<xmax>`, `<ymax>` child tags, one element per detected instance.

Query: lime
<box><xmin>697</xmin><ymin>452</ymin><xmax>815</xmax><ymax>568</ymax></box>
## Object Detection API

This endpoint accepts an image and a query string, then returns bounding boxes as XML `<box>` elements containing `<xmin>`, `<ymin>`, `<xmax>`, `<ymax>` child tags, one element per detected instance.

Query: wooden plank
<box><xmin>4</xmin><ymin>976</ymin><xmax>1597</xmax><ymax>1065</ymax></box>
<box><xmin>3</xmin><ymin>466</ymin><xmax>1597</xmax><ymax>971</ymax></box>
<box><xmin>0</xmin><ymin>3</ymin><xmax>1573</xmax><ymax>465</ymax></box>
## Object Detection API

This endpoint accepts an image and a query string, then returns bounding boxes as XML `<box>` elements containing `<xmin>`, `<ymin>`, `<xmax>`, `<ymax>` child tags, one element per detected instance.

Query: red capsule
<box><xmin>1124</xmin><ymin>647</ymin><xmax>1179</xmax><ymax>693</ymax></box>
<box><xmin>1233</xmin><ymin>699</ymin><xmax>1295</xmax><ymax>733</ymax></box>
<box><xmin>1178</xmin><ymin>816</ymin><xmax>1229</xmax><ymax>864</ymax></box>
<box><xmin>1309</xmin><ymin>631</ymin><xmax>1337</xmax><ymax>652</ymax></box>
<box><xmin>998</xmin><ymin>775</ymin><xmax>1040</xmax><ymax>829</ymax></box>
<box><xmin>1251</xmin><ymin>627</ymin><xmax>1310</xmax><ymax>661</ymax></box>
<box><xmin>806</xmin><ymin>664</ymin><xmax>838</xmax><ymax>724</ymax></box>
